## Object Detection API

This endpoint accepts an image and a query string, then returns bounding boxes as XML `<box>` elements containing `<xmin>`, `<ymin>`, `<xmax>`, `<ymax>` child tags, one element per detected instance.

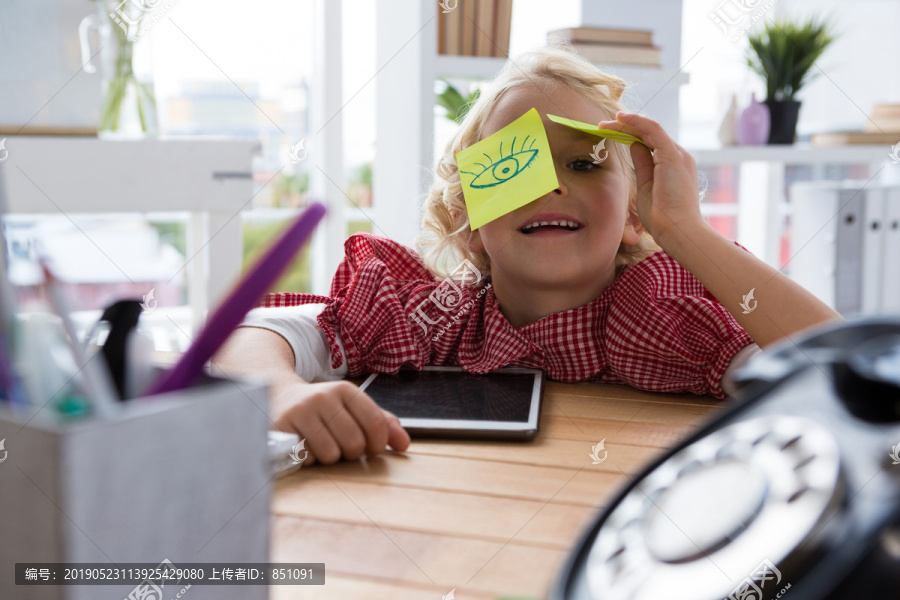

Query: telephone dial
<box><xmin>550</xmin><ymin>316</ymin><xmax>900</xmax><ymax>600</ymax></box>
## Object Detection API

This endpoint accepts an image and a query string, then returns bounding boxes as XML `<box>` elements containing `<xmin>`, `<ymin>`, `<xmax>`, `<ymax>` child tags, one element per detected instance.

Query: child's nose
<box><xmin>552</xmin><ymin>169</ymin><xmax>571</xmax><ymax>196</ymax></box>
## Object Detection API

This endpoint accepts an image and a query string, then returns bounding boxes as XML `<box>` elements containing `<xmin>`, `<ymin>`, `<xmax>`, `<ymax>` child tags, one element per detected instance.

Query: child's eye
<box><xmin>568</xmin><ymin>159</ymin><xmax>596</xmax><ymax>172</ymax></box>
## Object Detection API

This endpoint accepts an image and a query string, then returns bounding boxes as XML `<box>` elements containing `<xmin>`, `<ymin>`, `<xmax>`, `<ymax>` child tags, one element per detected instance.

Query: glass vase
<box><xmin>80</xmin><ymin>2</ymin><xmax>158</xmax><ymax>139</ymax></box>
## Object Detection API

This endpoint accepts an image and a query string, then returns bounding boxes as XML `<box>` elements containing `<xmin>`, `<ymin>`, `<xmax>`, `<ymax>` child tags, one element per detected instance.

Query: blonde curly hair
<box><xmin>417</xmin><ymin>45</ymin><xmax>661</xmax><ymax>282</ymax></box>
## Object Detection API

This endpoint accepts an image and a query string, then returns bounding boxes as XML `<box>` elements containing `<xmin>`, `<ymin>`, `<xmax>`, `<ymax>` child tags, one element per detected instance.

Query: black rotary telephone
<box><xmin>550</xmin><ymin>316</ymin><xmax>900</xmax><ymax>600</ymax></box>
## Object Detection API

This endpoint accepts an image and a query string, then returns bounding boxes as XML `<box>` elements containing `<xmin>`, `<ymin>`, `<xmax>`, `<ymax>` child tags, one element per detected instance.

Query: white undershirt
<box><xmin>239</xmin><ymin>304</ymin><xmax>348</xmax><ymax>382</ymax></box>
<box><xmin>239</xmin><ymin>304</ymin><xmax>761</xmax><ymax>396</ymax></box>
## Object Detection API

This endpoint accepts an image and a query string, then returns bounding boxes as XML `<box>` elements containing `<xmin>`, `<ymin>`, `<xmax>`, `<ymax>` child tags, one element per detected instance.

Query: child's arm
<box><xmin>599</xmin><ymin>112</ymin><xmax>843</xmax><ymax>349</ymax></box>
<box><xmin>212</xmin><ymin>327</ymin><xmax>410</xmax><ymax>465</ymax></box>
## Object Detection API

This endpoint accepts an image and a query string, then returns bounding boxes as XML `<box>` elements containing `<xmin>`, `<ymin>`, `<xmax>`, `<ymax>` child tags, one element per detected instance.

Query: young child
<box><xmin>214</xmin><ymin>47</ymin><xmax>842</xmax><ymax>465</ymax></box>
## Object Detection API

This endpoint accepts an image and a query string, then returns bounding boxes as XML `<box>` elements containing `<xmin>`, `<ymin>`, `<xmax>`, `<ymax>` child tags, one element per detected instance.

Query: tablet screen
<box><xmin>361</xmin><ymin>369</ymin><xmax>536</xmax><ymax>422</ymax></box>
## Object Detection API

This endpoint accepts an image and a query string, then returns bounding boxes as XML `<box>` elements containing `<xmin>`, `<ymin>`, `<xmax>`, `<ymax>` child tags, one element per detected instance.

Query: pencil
<box><xmin>40</xmin><ymin>260</ymin><xmax>120</xmax><ymax>417</ymax></box>
<box><xmin>147</xmin><ymin>201</ymin><xmax>327</xmax><ymax>396</ymax></box>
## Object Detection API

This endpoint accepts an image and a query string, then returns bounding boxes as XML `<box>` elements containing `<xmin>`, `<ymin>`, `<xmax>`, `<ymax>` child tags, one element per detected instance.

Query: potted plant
<box><xmin>436</xmin><ymin>79</ymin><xmax>481</xmax><ymax>123</ymax></box>
<box><xmin>746</xmin><ymin>18</ymin><xmax>836</xmax><ymax>144</ymax></box>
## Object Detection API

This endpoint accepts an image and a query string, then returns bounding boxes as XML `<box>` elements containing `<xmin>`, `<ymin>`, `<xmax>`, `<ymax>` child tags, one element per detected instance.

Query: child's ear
<box><xmin>468</xmin><ymin>228</ymin><xmax>485</xmax><ymax>254</ymax></box>
<box><xmin>621</xmin><ymin>208</ymin><xmax>645</xmax><ymax>246</ymax></box>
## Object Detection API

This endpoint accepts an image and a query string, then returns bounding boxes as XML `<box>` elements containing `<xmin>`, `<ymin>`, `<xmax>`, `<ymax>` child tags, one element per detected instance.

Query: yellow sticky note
<box><xmin>456</xmin><ymin>108</ymin><xmax>559</xmax><ymax>230</ymax></box>
<box><xmin>546</xmin><ymin>114</ymin><xmax>643</xmax><ymax>146</ymax></box>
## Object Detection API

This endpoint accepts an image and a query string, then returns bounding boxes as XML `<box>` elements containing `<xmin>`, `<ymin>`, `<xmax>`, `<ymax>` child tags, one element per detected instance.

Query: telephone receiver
<box><xmin>550</xmin><ymin>316</ymin><xmax>900</xmax><ymax>600</ymax></box>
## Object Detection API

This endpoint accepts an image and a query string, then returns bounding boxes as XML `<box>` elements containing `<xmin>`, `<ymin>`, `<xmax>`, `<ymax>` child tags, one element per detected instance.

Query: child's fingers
<box><xmin>629</xmin><ymin>141</ymin><xmax>655</xmax><ymax>190</ymax></box>
<box><xmin>272</xmin><ymin>385</ymin><xmax>337</xmax><ymax>464</ymax></box>
<box><xmin>598</xmin><ymin>112</ymin><xmax>680</xmax><ymax>157</ymax></box>
<box><xmin>384</xmin><ymin>410</ymin><xmax>411</xmax><ymax>452</ymax></box>
<box><xmin>303</xmin><ymin>413</ymin><xmax>343</xmax><ymax>464</ymax></box>
<box><xmin>323</xmin><ymin>405</ymin><xmax>369</xmax><ymax>461</ymax></box>
<box><xmin>338</xmin><ymin>382</ymin><xmax>395</xmax><ymax>456</ymax></box>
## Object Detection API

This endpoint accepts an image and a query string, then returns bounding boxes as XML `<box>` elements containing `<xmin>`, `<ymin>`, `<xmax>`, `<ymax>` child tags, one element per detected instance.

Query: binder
<box><xmin>833</xmin><ymin>187</ymin><xmax>865</xmax><ymax>315</ymax></box>
<box><xmin>790</xmin><ymin>181</ymin><xmax>842</xmax><ymax>311</ymax></box>
<box><xmin>790</xmin><ymin>181</ymin><xmax>896</xmax><ymax>317</ymax></box>
<box><xmin>860</xmin><ymin>188</ymin><xmax>885</xmax><ymax>315</ymax></box>
<box><xmin>882</xmin><ymin>187</ymin><xmax>900</xmax><ymax>314</ymax></box>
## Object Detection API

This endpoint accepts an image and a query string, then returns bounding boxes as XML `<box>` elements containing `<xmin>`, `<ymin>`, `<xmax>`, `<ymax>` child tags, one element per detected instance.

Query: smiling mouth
<box><xmin>520</xmin><ymin>220</ymin><xmax>583</xmax><ymax>234</ymax></box>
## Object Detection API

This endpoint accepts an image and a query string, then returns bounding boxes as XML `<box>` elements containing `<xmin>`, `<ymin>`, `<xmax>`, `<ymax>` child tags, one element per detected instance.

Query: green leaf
<box><xmin>436</xmin><ymin>79</ymin><xmax>481</xmax><ymax>123</ymax></box>
<box><xmin>745</xmin><ymin>17</ymin><xmax>837</xmax><ymax>101</ymax></box>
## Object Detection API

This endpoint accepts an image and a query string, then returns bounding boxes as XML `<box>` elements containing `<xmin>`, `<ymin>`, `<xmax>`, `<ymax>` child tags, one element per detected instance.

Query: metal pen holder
<box><xmin>0</xmin><ymin>374</ymin><xmax>270</xmax><ymax>600</ymax></box>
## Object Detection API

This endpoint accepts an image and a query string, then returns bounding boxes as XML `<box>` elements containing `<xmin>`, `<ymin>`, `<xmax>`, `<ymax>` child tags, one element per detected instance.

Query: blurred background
<box><xmin>1</xmin><ymin>0</ymin><xmax>899</xmax><ymax>349</ymax></box>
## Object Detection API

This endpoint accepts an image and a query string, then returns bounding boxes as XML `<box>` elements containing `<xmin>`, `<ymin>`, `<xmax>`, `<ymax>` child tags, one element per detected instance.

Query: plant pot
<box><xmin>765</xmin><ymin>99</ymin><xmax>801</xmax><ymax>145</ymax></box>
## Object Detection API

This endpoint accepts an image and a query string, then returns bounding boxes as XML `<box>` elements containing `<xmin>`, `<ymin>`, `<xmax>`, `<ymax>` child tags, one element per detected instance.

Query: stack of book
<box><xmin>438</xmin><ymin>0</ymin><xmax>513</xmax><ymax>58</ymax></box>
<box><xmin>547</xmin><ymin>26</ymin><xmax>661</xmax><ymax>67</ymax></box>
<box><xmin>812</xmin><ymin>103</ymin><xmax>900</xmax><ymax>145</ymax></box>
<box><xmin>867</xmin><ymin>103</ymin><xmax>900</xmax><ymax>133</ymax></box>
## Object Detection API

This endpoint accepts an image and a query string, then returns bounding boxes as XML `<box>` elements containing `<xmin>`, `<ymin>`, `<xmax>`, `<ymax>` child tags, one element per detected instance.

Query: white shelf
<box><xmin>434</xmin><ymin>55</ymin><xmax>690</xmax><ymax>89</ymax></box>
<box><xmin>689</xmin><ymin>145</ymin><xmax>891</xmax><ymax>165</ymax></box>
<box><xmin>2</xmin><ymin>137</ymin><xmax>258</xmax><ymax>214</ymax></box>
<box><xmin>601</xmin><ymin>65</ymin><xmax>690</xmax><ymax>89</ymax></box>
<box><xmin>435</xmin><ymin>55</ymin><xmax>508</xmax><ymax>80</ymax></box>
<box><xmin>1</xmin><ymin>136</ymin><xmax>257</xmax><ymax>318</ymax></box>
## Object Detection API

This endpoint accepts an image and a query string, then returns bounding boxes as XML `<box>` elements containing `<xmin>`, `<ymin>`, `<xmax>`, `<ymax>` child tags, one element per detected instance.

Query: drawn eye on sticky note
<box><xmin>456</xmin><ymin>107</ymin><xmax>559</xmax><ymax>230</ymax></box>
<box><xmin>546</xmin><ymin>114</ymin><xmax>644</xmax><ymax>146</ymax></box>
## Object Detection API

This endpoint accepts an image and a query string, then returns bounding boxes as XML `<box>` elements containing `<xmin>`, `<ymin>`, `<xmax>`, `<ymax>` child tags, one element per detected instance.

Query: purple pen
<box><xmin>147</xmin><ymin>201</ymin><xmax>327</xmax><ymax>396</ymax></box>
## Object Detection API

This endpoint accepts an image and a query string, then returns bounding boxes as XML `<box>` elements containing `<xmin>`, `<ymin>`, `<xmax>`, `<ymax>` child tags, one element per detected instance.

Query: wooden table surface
<box><xmin>269</xmin><ymin>381</ymin><xmax>722</xmax><ymax>600</ymax></box>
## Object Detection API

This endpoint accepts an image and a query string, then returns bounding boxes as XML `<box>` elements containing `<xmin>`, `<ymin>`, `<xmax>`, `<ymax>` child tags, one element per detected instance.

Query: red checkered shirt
<box><xmin>260</xmin><ymin>233</ymin><xmax>755</xmax><ymax>399</ymax></box>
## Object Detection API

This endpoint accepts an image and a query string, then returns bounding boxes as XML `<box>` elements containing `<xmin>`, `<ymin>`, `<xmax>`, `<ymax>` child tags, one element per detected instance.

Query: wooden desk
<box><xmin>270</xmin><ymin>381</ymin><xmax>722</xmax><ymax>600</ymax></box>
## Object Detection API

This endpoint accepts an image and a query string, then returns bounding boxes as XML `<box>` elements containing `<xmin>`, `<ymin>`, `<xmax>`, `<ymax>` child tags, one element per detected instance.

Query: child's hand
<box><xmin>598</xmin><ymin>112</ymin><xmax>705</xmax><ymax>246</ymax></box>
<box><xmin>270</xmin><ymin>377</ymin><xmax>410</xmax><ymax>466</ymax></box>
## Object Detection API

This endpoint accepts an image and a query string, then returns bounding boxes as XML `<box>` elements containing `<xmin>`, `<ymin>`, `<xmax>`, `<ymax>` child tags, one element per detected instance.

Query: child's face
<box><xmin>468</xmin><ymin>84</ymin><xmax>643</xmax><ymax>297</ymax></box>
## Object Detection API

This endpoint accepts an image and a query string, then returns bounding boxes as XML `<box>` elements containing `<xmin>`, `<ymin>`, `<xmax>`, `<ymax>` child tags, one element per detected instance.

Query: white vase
<box><xmin>718</xmin><ymin>93</ymin><xmax>738</xmax><ymax>147</ymax></box>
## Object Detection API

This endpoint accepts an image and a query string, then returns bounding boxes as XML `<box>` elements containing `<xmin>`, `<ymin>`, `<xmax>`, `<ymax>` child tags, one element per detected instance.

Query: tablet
<box><xmin>357</xmin><ymin>366</ymin><xmax>544</xmax><ymax>441</ymax></box>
